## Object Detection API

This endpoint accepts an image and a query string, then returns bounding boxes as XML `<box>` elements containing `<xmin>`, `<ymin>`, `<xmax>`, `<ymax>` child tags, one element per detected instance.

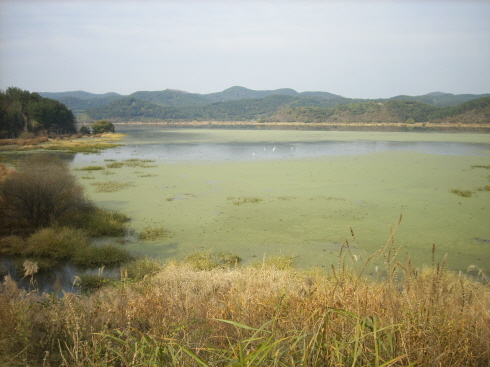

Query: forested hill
<box><xmin>39</xmin><ymin>86</ymin><xmax>344</xmax><ymax>113</ymax></box>
<box><xmin>37</xmin><ymin>87</ymin><xmax>490</xmax><ymax>124</ymax></box>
<box><xmin>81</xmin><ymin>94</ymin><xmax>490</xmax><ymax>125</ymax></box>
<box><xmin>268</xmin><ymin>97</ymin><xmax>490</xmax><ymax>124</ymax></box>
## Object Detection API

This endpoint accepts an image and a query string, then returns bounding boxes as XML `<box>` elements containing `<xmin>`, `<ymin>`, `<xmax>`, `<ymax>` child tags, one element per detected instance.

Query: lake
<box><xmin>69</xmin><ymin>125</ymin><xmax>490</xmax><ymax>274</ymax></box>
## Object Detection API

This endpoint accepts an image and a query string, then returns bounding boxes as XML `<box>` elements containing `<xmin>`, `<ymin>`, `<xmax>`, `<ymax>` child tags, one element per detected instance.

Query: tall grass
<box><xmin>1</xmin><ymin>230</ymin><xmax>490</xmax><ymax>366</ymax></box>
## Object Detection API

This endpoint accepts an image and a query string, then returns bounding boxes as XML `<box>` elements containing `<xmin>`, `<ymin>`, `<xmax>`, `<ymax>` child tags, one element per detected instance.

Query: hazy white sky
<box><xmin>1</xmin><ymin>0</ymin><xmax>489</xmax><ymax>98</ymax></box>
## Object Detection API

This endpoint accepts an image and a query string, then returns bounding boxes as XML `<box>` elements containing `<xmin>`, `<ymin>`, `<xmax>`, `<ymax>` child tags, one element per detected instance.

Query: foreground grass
<box><xmin>1</xmin><ymin>239</ymin><xmax>489</xmax><ymax>366</ymax></box>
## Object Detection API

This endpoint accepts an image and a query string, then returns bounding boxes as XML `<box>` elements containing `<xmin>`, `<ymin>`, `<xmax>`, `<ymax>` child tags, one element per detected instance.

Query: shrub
<box><xmin>0</xmin><ymin>155</ymin><xmax>92</xmax><ymax>232</ymax></box>
<box><xmin>79</xmin><ymin>125</ymin><xmax>91</xmax><ymax>135</ymax></box>
<box><xmin>18</xmin><ymin>132</ymin><xmax>36</xmax><ymax>140</ymax></box>
<box><xmin>91</xmin><ymin>120</ymin><xmax>115</xmax><ymax>134</ymax></box>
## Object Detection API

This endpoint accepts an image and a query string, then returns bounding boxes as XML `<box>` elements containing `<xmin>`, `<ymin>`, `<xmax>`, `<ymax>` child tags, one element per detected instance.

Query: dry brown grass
<box><xmin>1</xmin><ymin>235</ymin><xmax>489</xmax><ymax>366</ymax></box>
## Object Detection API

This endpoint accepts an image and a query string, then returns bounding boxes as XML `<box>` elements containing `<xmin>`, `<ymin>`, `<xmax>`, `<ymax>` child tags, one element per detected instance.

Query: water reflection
<box><xmin>0</xmin><ymin>257</ymin><xmax>119</xmax><ymax>296</ymax></box>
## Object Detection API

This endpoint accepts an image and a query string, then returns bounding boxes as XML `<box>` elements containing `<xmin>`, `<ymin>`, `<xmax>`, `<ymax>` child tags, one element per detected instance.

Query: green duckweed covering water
<box><xmin>71</xmin><ymin>129</ymin><xmax>490</xmax><ymax>273</ymax></box>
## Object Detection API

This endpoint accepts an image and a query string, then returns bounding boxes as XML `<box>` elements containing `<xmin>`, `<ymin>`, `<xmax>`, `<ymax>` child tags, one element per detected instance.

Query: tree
<box><xmin>79</xmin><ymin>125</ymin><xmax>91</xmax><ymax>134</ymax></box>
<box><xmin>0</xmin><ymin>87</ymin><xmax>76</xmax><ymax>138</ymax></box>
<box><xmin>0</xmin><ymin>155</ymin><xmax>93</xmax><ymax>233</ymax></box>
<box><xmin>91</xmin><ymin>120</ymin><xmax>115</xmax><ymax>133</ymax></box>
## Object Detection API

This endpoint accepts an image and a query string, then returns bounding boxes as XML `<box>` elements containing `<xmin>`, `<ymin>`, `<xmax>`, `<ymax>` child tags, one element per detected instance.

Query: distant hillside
<box><xmin>39</xmin><ymin>87</ymin><xmax>489</xmax><ymax>124</ymax></box>
<box><xmin>83</xmin><ymin>91</ymin><xmax>490</xmax><ymax>125</ymax></box>
<box><xmin>268</xmin><ymin>97</ymin><xmax>490</xmax><ymax>125</ymax></box>
<box><xmin>55</xmin><ymin>95</ymin><xmax>125</xmax><ymax>114</ymax></box>
<box><xmin>428</xmin><ymin>96</ymin><xmax>490</xmax><ymax>124</ymax></box>
<box><xmin>85</xmin><ymin>94</ymin><xmax>299</xmax><ymax>122</ymax></box>
<box><xmin>129</xmin><ymin>87</ymin><xmax>342</xmax><ymax>106</ymax></box>
<box><xmin>129</xmin><ymin>90</ymin><xmax>210</xmax><ymax>107</ymax></box>
<box><xmin>83</xmin><ymin>97</ymin><xmax>178</xmax><ymax>121</ymax></box>
<box><xmin>269</xmin><ymin>100</ymin><xmax>439</xmax><ymax>123</ymax></box>
<box><xmin>39</xmin><ymin>91</ymin><xmax>125</xmax><ymax>114</ymax></box>
<box><xmin>39</xmin><ymin>91</ymin><xmax>122</xmax><ymax>100</ymax></box>
<box><xmin>382</xmin><ymin>92</ymin><xmax>490</xmax><ymax>108</ymax></box>
<box><xmin>205</xmin><ymin>86</ymin><xmax>300</xmax><ymax>102</ymax></box>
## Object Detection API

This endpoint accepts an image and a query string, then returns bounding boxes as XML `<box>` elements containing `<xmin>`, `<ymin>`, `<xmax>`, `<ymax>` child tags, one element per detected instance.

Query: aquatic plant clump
<box><xmin>80</xmin><ymin>209</ymin><xmax>130</xmax><ymax>237</ymax></box>
<box><xmin>450</xmin><ymin>188</ymin><xmax>473</xmax><ymax>197</ymax></box>
<box><xmin>138</xmin><ymin>226</ymin><xmax>170</xmax><ymax>241</ymax></box>
<box><xmin>477</xmin><ymin>185</ymin><xmax>490</xmax><ymax>191</ymax></box>
<box><xmin>91</xmin><ymin>180</ymin><xmax>135</xmax><ymax>192</ymax></box>
<box><xmin>106</xmin><ymin>161</ymin><xmax>124</xmax><ymax>168</ymax></box>
<box><xmin>471</xmin><ymin>165</ymin><xmax>490</xmax><ymax>169</ymax></box>
<box><xmin>251</xmin><ymin>254</ymin><xmax>297</xmax><ymax>270</ymax></box>
<box><xmin>77</xmin><ymin>273</ymin><xmax>116</xmax><ymax>293</ymax></box>
<box><xmin>228</xmin><ymin>196</ymin><xmax>264</xmax><ymax>205</ymax></box>
<box><xmin>76</xmin><ymin>165</ymin><xmax>105</xmax><ymax>171</ymax></box>
<box><xmin>183</xmin><ymin>250</ymin><xmax>242</xmax><ymax>270</ymax></box>
<box><xmin>72</xmin><ymin>244</ymin><xmax>134</xmax><ymax>267</ymax></box>
<box><xmin>121</xmin><ymin>257</ymin><xmax>163</xmax><ymax>280</ymax></box>
<box><xmin>123</xmin><ymin>158</ymin><xmax>157</xmax><ymax>168</ymax></box>
<box><xmin>25</xmin><ymin>227</ymin><xmax>90</xmax><ymax>260</ymax></box>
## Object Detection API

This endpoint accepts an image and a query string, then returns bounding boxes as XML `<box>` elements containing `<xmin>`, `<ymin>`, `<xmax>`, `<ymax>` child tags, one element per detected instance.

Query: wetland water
<box><xmin>72</xmin><ymin>126</ymin><xmax>490</xmax><ymax>273</ymax></box>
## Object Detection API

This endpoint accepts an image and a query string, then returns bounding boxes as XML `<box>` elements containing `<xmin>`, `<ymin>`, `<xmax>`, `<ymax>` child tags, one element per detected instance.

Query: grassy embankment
<box><xmin>1</xmin><ymin>220</ymin><xmax>490</xmax><ymax>366</ymax></box>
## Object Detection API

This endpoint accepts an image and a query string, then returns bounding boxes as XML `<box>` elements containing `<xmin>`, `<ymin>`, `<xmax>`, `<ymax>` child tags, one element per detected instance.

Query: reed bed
<box><xmin>1</xmin><ymin>230</ymin><xmax>489</xmax><ymax>366</ymax></box>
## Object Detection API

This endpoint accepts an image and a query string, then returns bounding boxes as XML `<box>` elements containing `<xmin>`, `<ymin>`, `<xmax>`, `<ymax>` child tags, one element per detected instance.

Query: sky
<box><xmin>1</xmin><ymin>0</ymin><xmax>489</xmax><ymax>99</ymax></box>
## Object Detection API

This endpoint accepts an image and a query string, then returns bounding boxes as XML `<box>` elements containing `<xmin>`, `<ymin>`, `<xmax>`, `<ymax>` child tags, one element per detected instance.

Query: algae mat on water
<box><xmin>75</xmin><ymin>147</ymin><xmax>490</xmax><ymax>273</ymax></box>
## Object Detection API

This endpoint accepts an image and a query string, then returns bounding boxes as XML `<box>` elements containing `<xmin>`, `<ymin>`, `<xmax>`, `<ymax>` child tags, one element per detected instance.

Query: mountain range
<box><xmin>39</xmin><ymin>86</ymin><xmax>490</xmax><ymax>124</ymax></box>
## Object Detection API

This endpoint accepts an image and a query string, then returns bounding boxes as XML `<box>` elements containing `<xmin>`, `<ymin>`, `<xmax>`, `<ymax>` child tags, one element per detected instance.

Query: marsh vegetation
<box><xmin>1</xmin><ymin>239</ymin><xmax>490</xmax><ymax>366</ymax></box>
<box><xmin>0</xmin><ymin>155</ymin><xmax>134</xmax><ymax>273</ymax></box>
